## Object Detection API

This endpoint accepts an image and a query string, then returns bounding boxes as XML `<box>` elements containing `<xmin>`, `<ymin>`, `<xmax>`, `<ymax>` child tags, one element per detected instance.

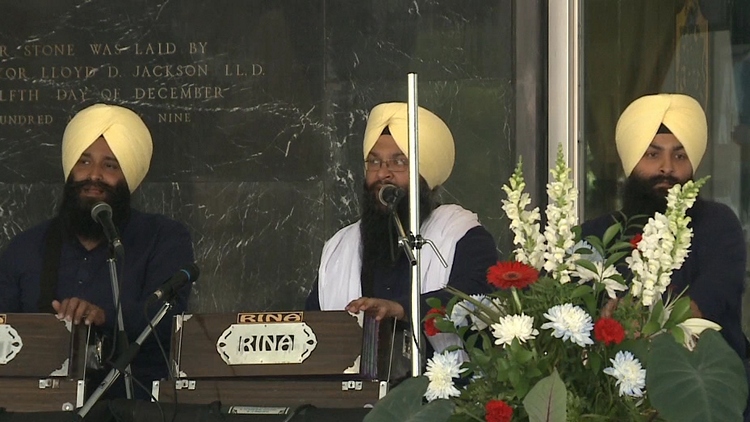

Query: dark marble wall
<box><xmin>0</xmin><ymin>0</ymin><xmax>518</xmax><ymax>313</ymax></box>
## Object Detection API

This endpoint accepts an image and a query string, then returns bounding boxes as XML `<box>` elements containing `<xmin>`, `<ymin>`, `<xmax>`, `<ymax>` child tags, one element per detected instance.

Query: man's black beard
<box><xmin>621</xmin><ymin>173</ymin><xmax>686</xmax><ymax>228</ymax></box>
<box><xmin>57</xmin><ymin>178</ymin><xmax>131</xmax><ymax>241</ymax></box>
<box><xmin>359</xmin><ymin>180</ymin><xmax>437</xmax><ymax>296</ymax></box>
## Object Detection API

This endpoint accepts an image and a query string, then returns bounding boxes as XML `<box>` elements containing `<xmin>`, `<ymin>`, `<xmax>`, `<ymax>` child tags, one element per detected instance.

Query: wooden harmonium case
<box><xmin>0</xmin><ymin>313</ymin><xmax>88</xmax><ymax>412</ymax></box>
<box><xmin>155</xmin><ymin>311</ymin><xmax>403</xmax><ymax>408</ymax></box>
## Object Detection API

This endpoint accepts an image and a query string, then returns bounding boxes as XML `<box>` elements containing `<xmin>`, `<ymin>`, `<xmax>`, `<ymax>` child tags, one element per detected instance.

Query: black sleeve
<box><xmin>304</xmin><ymin>276</ymin><xmax>321</xmax><ymax>311</ymax></box>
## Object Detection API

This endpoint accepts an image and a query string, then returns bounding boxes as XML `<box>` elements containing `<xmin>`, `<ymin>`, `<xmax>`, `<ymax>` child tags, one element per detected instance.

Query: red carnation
<box><xmin>630</xmin><ymin>233</ymin><xmax>643</xmax><ymax>249</ymax></box>
<box><xmin>487</xmin><ymin>261</ymin><xmax>539</xmax><ymax>289</ymax></box>
<box><xmin>424</xmin><ymin>307</ymin><xmax>445</xmax><ymax>337</ymax></box>
<box><xmin>485</xmin><ymin>399</ymin><xmax>513</xmax><ymax>422</ymax></box>
<box><xmin>594</xmin><ymin>317</ymin><xmax>626</xmax><ymax>345</ymax></box>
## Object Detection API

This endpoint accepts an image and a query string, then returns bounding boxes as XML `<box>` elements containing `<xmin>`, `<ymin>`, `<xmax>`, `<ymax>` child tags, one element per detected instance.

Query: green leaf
<box><xmin>641</xmin><ymin>320</ymin><xmax>661</xmax><ymax>337</ymax></box>
<box><xmin>574</xmin><ymin>259</ymin><xmax>599</xmax><ymax>274</ymax></box>
<box><xmin>587</xmin><ymin>351</ymin><xmax>602</xmax><ymax>374</ymax></box>
<box><xmin>608</xmin><ymin>241</ymin><xmax>636</xmax><ymax>252</ymax></box>
<box><xmin>648</xmin><ymin>300</ymin><xmax>665</xmax><ymax>328</ymax></box>
<box><xmin>604</xmin><ymin>251</ymin><xmax>630</xmax><ymax>268</ymax></box>
<box><xmin>523</xmin><ymin>368</ymin><xmax>567</xmax><ymax>422</ymax></box>
<box><xmin>425</xmin><ymin>297</ymin><xmax>443</xmax><ymax>310</ymax></box>
<box><xmin>647</xmin><ymin>330</ymin><xmax>748</xmax><ymax>422</ymax></box>
<box><xmin>601</xmin><ymin>222</ymin><xmax>623</xmax><ymax>248</ymax></box>
<box><xmin>663</xmin><ymin>297</ymin><xmax>692</xmax><ymax>329</ymax></box>
<box><xmin>363</xmin><ymin>376</ymin><xmax>454</xmax><ymax>422</ymax></box>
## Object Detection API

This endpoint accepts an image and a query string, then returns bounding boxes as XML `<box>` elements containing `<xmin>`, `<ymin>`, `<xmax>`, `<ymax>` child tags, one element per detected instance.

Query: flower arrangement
<box><xmin>364</xmin><ymin>150</ymin><xmax>748</xmax><ymax>422</ymax></box>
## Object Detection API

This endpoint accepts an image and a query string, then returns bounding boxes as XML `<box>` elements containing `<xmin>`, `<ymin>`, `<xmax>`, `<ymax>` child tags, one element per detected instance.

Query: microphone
<box><xmin>378</xmin><ymin>184</ymin><xmax>406</xmax><ymax>209</ymax></box>
<box><xmin>148</xmin><ymin>263</ymin><xmax>200</xmax><ymax>304</ymax></box>
<box><xmin>91</xmin><ymin>202</ymin><xmax>124</xmax><ymax>256</ymax></box>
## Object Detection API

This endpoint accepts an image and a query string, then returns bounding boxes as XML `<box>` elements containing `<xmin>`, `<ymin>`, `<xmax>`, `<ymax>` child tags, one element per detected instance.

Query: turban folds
<box><xmin>62</xmin><ymin>103</ymin><xmax>153</xmax><ymax>192</ymax></box>
<box><xmin>362</xmin><ymin>103</ymin><xmax>455</xmax><ymax>189</ymax></box>
<box><xmin>615</xmin><ymin>93</ymin><xmax>707</xmax><ymax>176</ymax></box>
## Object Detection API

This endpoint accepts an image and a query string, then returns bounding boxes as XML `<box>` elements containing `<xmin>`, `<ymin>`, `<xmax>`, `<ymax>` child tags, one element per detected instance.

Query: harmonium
<box><xmin>153</xmin><ymin>310</ymin><xmax>410</xmax><ymax>411</ymax></box>
<box><xmin>0</xmin><ymin>313</ymin><xmax>89</xmax><ymax>412</ymax></box>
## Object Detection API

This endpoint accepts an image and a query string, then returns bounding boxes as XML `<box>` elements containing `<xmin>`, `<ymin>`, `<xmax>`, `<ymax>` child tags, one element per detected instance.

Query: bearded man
<box><xmin>305</xmin><ymin>102</ymin><xmax>497</xmax><ymax>329</ymax></box>
<box><xmin>581</xmin><ymin>93</ymin><xmax>749</xmax><ymax>418</ymax></box>
<box><xmin>0</xmin><ymin>103</ymin><xmax>195</xmax><ymax>398</ymax></box>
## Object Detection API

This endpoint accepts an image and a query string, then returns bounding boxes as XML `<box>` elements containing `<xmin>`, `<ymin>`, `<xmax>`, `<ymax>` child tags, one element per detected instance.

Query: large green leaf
<box><xmin>647</xmin><ymin>330</ymin><xmax>748</xmax><ymax>422</ymax></box>
<box><xmin>364</xmin><ymin>376</ymin><xmax>454</xmax><ymax>422</ymax></box>
<box><xmin>523</xmin><ymin>369</ymin><xmax>567</xmax><ymax>422</ymax></box>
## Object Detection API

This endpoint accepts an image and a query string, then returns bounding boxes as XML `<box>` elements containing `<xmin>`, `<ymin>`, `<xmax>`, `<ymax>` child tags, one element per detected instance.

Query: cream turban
<box><xmin>62</xmin><ymin>103</ymin><xmax>153</xmax><ymax>192</ymax></box>
<box><xmin>615</xmin><ymin>93</ymin><xmax>707</xmax><ymax>176</ymax></box>
<box><xmin>362</xmin><ymin>103</ymin><xmax>455</xmax><ymax>189</ymax></box>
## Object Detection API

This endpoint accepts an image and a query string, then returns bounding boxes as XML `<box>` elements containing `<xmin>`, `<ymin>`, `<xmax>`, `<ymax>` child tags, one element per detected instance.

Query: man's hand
<box><xmin>690</xmin><ymin>299</ymin><xmax>703</xmax><ymax>318</ymax></box>
<box><xmin>52</xmin><ymin>298</ymin><xmax>106</xmax><ymax>326</ymax></box>
<box><xmin>345</xmin><ymin>297</ymin><xmax>405</xmax><ymax>321</ymax></box>
<box><xmin>600</xmin><ymin>297</ymin><xmax>619</xmax><ymax>319</ymax></box>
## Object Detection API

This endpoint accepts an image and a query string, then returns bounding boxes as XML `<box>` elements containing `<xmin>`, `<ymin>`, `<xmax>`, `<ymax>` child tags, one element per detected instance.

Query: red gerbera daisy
<box><xmin>423</xmin><ymin>307</ymin><xmax>445</xmax><ymax>337</ymax></box>
<box><xmin>594</xmin><ymin>317</ymin><xmax>626</xmax><ymax>345</ymax></box>
<box><xmin>485</xmin><ymin>399</ymin><xmax>513</xmax><ymax>422</ymax></box>
<box><xmin>630</xmin><ymin>233</ymin><xmax>643</xmax><ymax>249</ymax></box>
<box><xmin>486</xmin><ymin>261</ymin><xmax>539</xmax><ymax>289</ymax></box>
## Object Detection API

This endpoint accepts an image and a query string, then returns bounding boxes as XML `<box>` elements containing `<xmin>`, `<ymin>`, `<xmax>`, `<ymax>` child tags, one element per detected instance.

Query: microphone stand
<box><xmin>107</xmin><ymin>246</ymin><xmax>134</xmax><ymax>399</ymax></box>
<box><xmin>78</xmin><ymin>300</ymin><xmax>173</xmax><ymax>418</ymax></box>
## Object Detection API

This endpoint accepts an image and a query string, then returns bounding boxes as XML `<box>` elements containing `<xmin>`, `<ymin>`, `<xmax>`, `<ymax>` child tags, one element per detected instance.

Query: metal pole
<box><xmin>407</xmin><ymin>73</ymin><xmax>423</xmax><ymax>377</ymax></box>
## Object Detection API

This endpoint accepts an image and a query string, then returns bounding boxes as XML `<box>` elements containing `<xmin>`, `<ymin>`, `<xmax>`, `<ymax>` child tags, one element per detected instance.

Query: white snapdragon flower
<box><xmin>603</xmin><ymin>351</ymin><xmax>647</xmax><ymax>398</ymax></box>
<box><xmin>424</xmin><ymin>350</ymin><xmax>467</xmax><ymax>402</ymax></box>
<box><xmin>491</xmin><ymin>313</ymin><xmax>539</xmax><ymax>347</ymax></box>
<box><xmin>502</xmin><ymin>161</ymin><xmax>546</xmax><ymax>269</ymax></box>
<box><xmin>542</xmin><ymin>151</ymin><xmax>578</xmax><ymax>284</ymax></box>
<box><xmin>541</xmin><ymin>303</ymin><xmax>594</xmax><ymax>347</ymax></box>
<box><xmin>627</xmin><ymin>180</ymin><xmax>705</xmax><ymax>307</ymax></box>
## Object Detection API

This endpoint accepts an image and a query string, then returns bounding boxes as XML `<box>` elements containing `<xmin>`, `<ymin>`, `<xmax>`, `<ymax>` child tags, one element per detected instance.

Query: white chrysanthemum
<box><xmin>424</xmin><ymin>350</ymin><xmax>466</xmax><ymax>402</ymax></box>
<box><xmin>541</xmin><ymin>303</ymin><xmax>594</xmax><ymax>347</ymax></box>
<box><xmin>603</xmin><ymin>351</ymin><xmax>646</xmax><ymax>397</ymax></box>
<box><xmin>491</xmin><ymin>313</ymin><xmax>539</xmax><ymax>347</ymax></box>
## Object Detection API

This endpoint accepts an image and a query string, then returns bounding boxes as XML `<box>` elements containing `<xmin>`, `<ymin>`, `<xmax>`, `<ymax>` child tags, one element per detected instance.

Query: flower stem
<box><xmin>512</xmin><ymin>288</ymin><xmax>523</xmax><ymax>313</ymax></box>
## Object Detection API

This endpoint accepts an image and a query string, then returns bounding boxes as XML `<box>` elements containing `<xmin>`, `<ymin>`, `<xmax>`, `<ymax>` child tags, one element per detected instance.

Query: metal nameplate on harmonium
<box><xmin>0</xmin><ymin>313</ymin><xmax>88</xmax><ymax>411</ymax></box>
<box><xmin>171</xmin><ymin>311</ymin><xmax>398</xmax><ymax>379</ymax></box>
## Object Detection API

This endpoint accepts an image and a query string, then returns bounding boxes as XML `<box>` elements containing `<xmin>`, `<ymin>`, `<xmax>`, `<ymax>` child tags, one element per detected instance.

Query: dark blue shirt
<box><xmin>0</xmin><ymin>209</ymin><xmax>195</xmax><ymax>395</ymax></box>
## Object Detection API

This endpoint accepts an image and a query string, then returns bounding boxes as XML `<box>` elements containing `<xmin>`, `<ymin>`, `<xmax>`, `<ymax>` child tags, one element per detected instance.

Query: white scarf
<box><xmin>317</xmin><ymin>204</ymin><xmax>481</xmax><ymax>310</ymax></box>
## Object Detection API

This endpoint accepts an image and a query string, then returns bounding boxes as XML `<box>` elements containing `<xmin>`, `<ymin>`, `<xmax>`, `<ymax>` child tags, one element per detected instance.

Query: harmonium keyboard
<box><xmin>0</xmin><ymin>313</ymin><xmax>89</xmax><ymax>412</ymax></box>
<box><xmin>153</xmin><ymin>310</ymin><xmax>410</xmax><ymax>411</ymax></box>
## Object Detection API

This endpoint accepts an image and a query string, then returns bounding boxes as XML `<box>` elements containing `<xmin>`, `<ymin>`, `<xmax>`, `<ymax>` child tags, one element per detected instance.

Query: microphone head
<box><xmin>377</xmin><ymin>184</ymin><xmax>406</xmax><ymax>207</ymax></box>
<box><xmin>90</xmin><ymin>202</ymin><xmax>113</xmax><ymax>223</ymax></box>
<box><xmin>184</xmin><ymin>262</ymin><xmax>200</xmax><ymax>282</ymax></box>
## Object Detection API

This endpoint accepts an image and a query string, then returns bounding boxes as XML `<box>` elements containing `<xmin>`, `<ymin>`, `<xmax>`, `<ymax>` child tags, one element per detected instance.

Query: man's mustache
<box><xmin>647</xmin><ymin>175</ymin><xmax>680</xmax><ymax>187</ymax></box>
<box><xmin>70</xmin><ymin>179</ymin><xmax>115</xmax><ymax>194</ymax></box>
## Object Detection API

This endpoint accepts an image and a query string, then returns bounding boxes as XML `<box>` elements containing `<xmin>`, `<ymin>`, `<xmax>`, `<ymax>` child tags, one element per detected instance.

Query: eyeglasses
<box><xmin>365</xmin><ymin>157</ymin><xmax>409</xmax><ymax>172</ymax></box>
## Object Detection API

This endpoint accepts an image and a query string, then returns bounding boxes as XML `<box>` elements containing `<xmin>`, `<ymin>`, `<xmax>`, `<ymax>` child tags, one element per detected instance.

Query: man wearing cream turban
<box><xmin>0</xmin><ymin>103</ymin><xmax>195</xmax><ymax>399</ymax></box>
<box><xmin>306</xmin><ymin>103</ymin><xmax>497</xmax><ymax>348</ymax></box>
<box><xmin>582</xmin><ymin>94</ymin><xmax>748</xmax><ymax>387</ymax></box>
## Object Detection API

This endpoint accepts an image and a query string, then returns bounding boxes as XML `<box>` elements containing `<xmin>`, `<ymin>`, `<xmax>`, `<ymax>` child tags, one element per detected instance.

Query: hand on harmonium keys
<box><xmin>52</xmin><ymin>297</ymin><xmax>106</xmax><ymax>326</ymax></box>
<box><xmin>345</xmin><ymin>297</ymin><xmax>405</xmax><ymax>321</ymax></box>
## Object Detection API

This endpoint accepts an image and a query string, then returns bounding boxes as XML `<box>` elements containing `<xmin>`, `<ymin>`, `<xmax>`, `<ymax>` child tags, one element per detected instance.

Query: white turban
<box><xmin>62</xmin><ymin>103</ymin><xmax>153</xmax><ymax>192</ymax></box>
<box><xmin>362</xmin><ymin>103</ymin><xmax>455</xmax><ymax>189</ymax></box>
<box><xmin>615</xmin><ymin>93</ymin><xmax>707</xmax><ymax>176</ymax></box>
